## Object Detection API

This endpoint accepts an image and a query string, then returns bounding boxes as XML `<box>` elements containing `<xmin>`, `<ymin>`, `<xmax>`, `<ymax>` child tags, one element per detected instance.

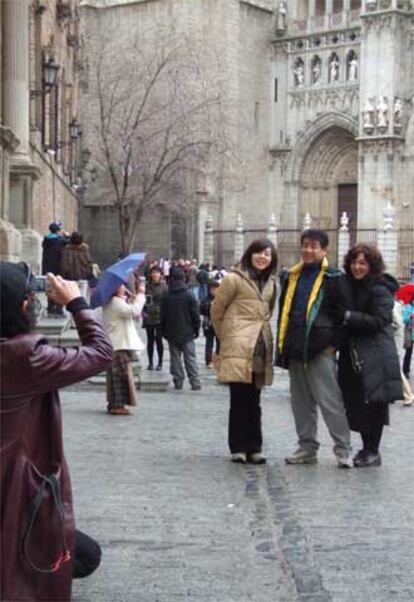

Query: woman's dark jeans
<box><xmin>228</xmin><ymin>382</ymin><xmax>262</xmax><ymax>454</ymax></box>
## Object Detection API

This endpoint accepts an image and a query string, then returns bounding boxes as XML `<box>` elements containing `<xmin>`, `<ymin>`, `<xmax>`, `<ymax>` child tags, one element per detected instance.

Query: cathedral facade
<box><xmin>79</xmin><ymin>0</ymin><xmax>414</xmax><ymax>276</ymax></box>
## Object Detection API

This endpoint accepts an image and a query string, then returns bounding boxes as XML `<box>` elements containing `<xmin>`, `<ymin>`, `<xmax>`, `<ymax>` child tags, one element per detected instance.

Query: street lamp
<box><xmin>69</xmin><ymin>119</ymin><xmax>80</xmax><ymax>141</ymax></box>
<box><xmin>43</xmin><ymin>57</ymin><xmax>59</xmax><ymax>89</ymax></box>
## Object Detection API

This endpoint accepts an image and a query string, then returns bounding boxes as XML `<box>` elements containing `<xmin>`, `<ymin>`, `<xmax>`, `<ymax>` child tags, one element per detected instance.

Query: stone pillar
<box><xmin>2</xmin><ymin>0</ymin><xmax>41</xmax><ymax>264</ymax></box>
<box><xmin>203</xmin><ymin>215</ymin><xmax>214</xmax><ymax>267</ymax></box>
<box><xmin>309</xmin><ymin>0</ymin><xmax>316</xmax><ymax>17</ymax></box>
<box><xmin>377</xmin><ymin>202</ymin><xmax>397</xmax><ymax>276</ymax></box>
<box><xmin>234</xmin><ymin>214</ymin><xmax>245</xmax><ymax>264</ymax></box>
<box><xmin>2</xmin><ymin>0</ymin><xmax>31</xmax><ymax>160</ymax></box>
<box><xmin>337</xmin><ymin>212</ymin><xmax>350</xmax><ymax>267</ymax></box>
<box><xmin>197</xmin><ymin>202</ymin><xmax>208</xmax><ymax>264</ymax></box>
<box><xmin>267</xmin><ymin>213</ymin><xmax>278</xmax><ymax>249</ymax></box>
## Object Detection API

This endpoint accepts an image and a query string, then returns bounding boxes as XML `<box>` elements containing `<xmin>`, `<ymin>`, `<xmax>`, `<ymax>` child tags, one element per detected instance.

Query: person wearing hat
<box><xmin>160</xmin><ymin>267</ymin><xmax>201</xmax><ymax>390</ymax></box>
<box><xmin>0</xmin><ymin>262</ymin><xmax>113</xmax><ymax>601</ymax></box>
<box><xmin>42</xmin><ymin>222</ymin><xmax>70</xmax><ymax>315</ymax></box>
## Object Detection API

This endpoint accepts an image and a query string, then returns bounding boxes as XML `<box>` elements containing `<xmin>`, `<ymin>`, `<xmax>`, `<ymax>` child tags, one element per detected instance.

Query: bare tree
<box><xmin>82</xmin><ymin>23</ymin><xmax>233</xmax><ymax>253</ymax></box>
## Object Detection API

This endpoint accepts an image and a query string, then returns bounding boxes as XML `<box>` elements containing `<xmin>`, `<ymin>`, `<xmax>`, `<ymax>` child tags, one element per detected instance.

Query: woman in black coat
<box><xmin>339</xmin><ymin>243</ymin><xmax>402</xmax><ymax>467</ymax></box>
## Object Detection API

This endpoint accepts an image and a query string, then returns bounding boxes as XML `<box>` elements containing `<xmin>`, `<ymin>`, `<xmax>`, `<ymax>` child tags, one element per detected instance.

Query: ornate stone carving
<box><xmin>329</xmin><ymin>54</ymin><xmax>339</xmax><ymax>83</ymax></box>
<box><xmin>293</xmin><ymin>59</ymin><xmax>305</xmax><ymax>87</ymax></box>
<box><xmin>268</xmin><ymin>145</ymin><xmax>291</xmax><ymax>173</ymax></box>
<box><xmin>303</xmin><ymin>212</ymin><xmax>312</xmax><ymax>230</ymax></box>
<box><xmin>376</xmin><ymin>96</ymin><xmax>389</xmax><ymax>132</ymax></box>
<box><xmin>339</xmin><ymin>212</ymin><xmax>349</xmax><ymax>232</ymax></box>
<box><xmin>394</xmin><ymin>97</ymin><xmax>403</xmax><ymax>130</ymax></box>
<box><xmin>347</xmin><ymin>53</ymin><xmax>358</xmax><ymax>81</ymax></box>
<box><xmin>363</xmin><ymin>98</ymin><xmax>375</xmax><ymax>133</ymax></box>
<box><xmin>276</xmin><ymin>1</ymin><xmax>287</xmax><ymax>35</ymax></box>
<box><xmin>311</xmin><ymin>56</ymin><xmax>322</xmax><ymax>85</ymax></box>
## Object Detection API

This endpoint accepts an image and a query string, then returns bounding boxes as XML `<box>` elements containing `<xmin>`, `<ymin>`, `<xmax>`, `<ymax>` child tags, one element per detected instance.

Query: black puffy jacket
<box><xmin>339</xmin><ymin>273</ymin><xmax>402</xmax><ymax>404</ymax></box>
<box><xmin>160</xmin><ymin>282</ymin><xmax>200</xmax><ymax>345</ymax></box>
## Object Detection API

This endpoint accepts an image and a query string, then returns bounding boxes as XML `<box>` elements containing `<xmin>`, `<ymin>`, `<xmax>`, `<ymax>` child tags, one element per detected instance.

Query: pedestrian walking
<box><xmin>196</xmin><ymin>263</ymin><xmax>211</xmax><ymax>302</ymax></box>
<box><xmin>402</xmin><ymin>294</ymin><xmax>414</xmax><ymax>379</ymax></box>
<box><xmin>102</xmin><ymin>283</ymin><xmax>146</xmax><ymax>415</ymax></box>
<box><xmin>160</xmin><ymin>267</ymin><xmax>201</xmax><ymax>390</ymax></box>
<box><xmin>60</xmin><ymin>231</ymin><xmax>93</xmax><ymax>282</ymax></box>
<box><xmin>276</xmin><ymin>229</ymin><xmax>353</xmax><ymax>468</ymax></box>
<box><xmin>211</xmin><ymin>239</ymin><xmax>277</xmax><ymax>465</ymax></box>
<box><xmin>143</xmin><ymin>266</ymin><xmax>167</xmax><ymax>371</ymax></box>
<box><xmin>200</xmin><ymin>280</ymin><xmax>221</xmax><ymax>367</ymax></box>
<box><xmin>0</xmin><ymin>263</ymin><xmax>113</xmax><ymax>602</ymax></box>
<box><xmin>338</xmin><ymin>243</ymin><xmax>403</xmax><ymax>467</ymax></box>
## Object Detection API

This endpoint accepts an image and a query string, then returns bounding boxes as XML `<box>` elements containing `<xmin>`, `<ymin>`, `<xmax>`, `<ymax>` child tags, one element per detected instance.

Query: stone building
<box><xmin>79</xmin><ymin>0</ymin><xmax>414</xmax><ymax>277</ymax></box>
<box><xmin>0</xmin><ymin>0</ymin><xmax>81</xmax><ymax>273</ymax></box>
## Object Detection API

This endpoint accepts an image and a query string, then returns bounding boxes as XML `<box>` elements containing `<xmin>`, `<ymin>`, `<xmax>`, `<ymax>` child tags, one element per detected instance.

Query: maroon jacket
<box><xmin>1</xmin><ymin>309</ymin><xmax>113</xmax><ymax>601</ymax></box>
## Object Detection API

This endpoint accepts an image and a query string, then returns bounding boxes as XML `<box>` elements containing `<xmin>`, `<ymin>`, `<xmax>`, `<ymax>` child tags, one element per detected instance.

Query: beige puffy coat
<box><xmin>211</xmin><ymin>267</ymin><xmax>276</xmax><ymax>385</ymax></box>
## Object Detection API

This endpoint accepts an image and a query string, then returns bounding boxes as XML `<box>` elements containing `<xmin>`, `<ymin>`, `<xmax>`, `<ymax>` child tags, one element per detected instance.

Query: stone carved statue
<box><xmin>294</xmin><ymin>63</ymin><xmax>304</xmax><ymax>87</ymax></box>
<box><xmin>363</xmin><ymin>99</ymin><xmax>375</xmax><ymax>131</ymax></box>
<box><xmin>339</xmin><ymin>212</ymin><xmax>349</xmax><ymax>232</ymax></box>
<box><xmin>329</xmin><ymin>56</ymin><xmax>339</xmax><ymax>82</ymax></box>
<box><xmin>376</xmin><ymin>96</ymin><xmax>389</xmax><ymax>129</ymax></box>
<box><xmin>394</xmin><ymin>97</ymin><xmax>403</xmax><ymax>127</ymax></box>
<box><xmin>312</xmin><ymin>59</ymin><xmax>321</xmax><ymax>85</ymax></box>
<box><xmin>348</xmin><ymin>57</ymin><xmax>358</xmax><ymax>81</ymax></box>
<box><xmin>276</xmin><ymin>1</ymin><xmax>287</xmax><ymax>31</ymax></box>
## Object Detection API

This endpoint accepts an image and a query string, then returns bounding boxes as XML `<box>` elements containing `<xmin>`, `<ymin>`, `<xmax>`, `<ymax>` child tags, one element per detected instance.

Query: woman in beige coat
<box><xmin>211</xmin><ymin>239</ymin><xmax>277</xmax><ymax>464</ymax></box>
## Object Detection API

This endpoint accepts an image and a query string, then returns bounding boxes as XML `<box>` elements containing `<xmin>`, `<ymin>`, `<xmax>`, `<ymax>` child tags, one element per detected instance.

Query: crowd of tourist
<box><xmin>1</xmin><ymin>227</ymin><xmax>413</xmax><ymax>600</ymax></box>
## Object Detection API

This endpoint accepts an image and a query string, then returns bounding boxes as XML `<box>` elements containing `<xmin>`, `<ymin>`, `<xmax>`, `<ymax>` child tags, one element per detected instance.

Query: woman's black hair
<box><xmin>240</xmin><ymin>238</ymin><xmax>278</xmax><ymax>281</ymax></box>
<box><xmin>70</xmin><ymin>231</ymin><xmax>83</xmax><ymax>245</ymax></box>
<box><xmin>343</xmin><ymin>243</ymin><xmax>385</xmax><ymax>278</ymax></box>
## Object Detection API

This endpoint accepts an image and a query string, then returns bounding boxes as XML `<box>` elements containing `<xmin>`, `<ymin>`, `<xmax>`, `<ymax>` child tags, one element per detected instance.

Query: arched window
<box><xmin>333</xmin><ymin>0</ymin><xmax>343</xmax><ymax>12</ymax></box>
<box><xmin>315</xmin><ymin>0</ymin><xmax>326</xmax><ymax>15</ymax></box>
<box><xmin>350</xmin><ymin>0</ymin><xmax>361</xmax><ymax>9</ymax></box>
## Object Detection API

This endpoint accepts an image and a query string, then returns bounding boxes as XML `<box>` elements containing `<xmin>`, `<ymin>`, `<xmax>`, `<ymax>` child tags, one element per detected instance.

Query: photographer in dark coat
<box><xmin>0</xmin><ymin>262</ymin><xmax>113</xmax><ymax>601</ymax></box>
<box><xmin>160</xmin><ymin>267</ymin><xmax>201</xmax><ymax>390</ymax></box>
<box><xmin>338</xmin><ymin>244</ymin><xmax>403</xmax><ymax>467</ymax></box>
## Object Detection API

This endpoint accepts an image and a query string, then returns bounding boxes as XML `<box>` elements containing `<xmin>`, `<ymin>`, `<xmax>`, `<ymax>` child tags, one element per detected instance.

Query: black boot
<box><xmin>147</xmin><ymin>362</ymin><xmax>154</xmax><ymax>371</ymax></box>
<box><xmin>155</xmin><ymin>362</ymin><xmax>162</xmax><ymax>371</ymax></box>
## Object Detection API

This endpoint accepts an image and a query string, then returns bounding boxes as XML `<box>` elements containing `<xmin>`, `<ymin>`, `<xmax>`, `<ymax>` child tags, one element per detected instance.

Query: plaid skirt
<box><xmin>106</xmin><ymin>350</ymin><xmax>137</xmax><ymax>409</ymax></box>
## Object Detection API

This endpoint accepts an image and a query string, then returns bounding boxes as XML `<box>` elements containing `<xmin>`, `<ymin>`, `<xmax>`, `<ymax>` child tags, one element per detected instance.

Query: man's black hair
<box><xmin>300</xmin><ymin>228</ymin><xmax>329</xmax><ymax>249</ymax></box>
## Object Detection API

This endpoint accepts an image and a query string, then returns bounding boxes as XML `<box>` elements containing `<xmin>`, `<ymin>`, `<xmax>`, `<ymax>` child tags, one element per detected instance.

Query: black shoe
<box><xmin>191</xmin><ymin>384</ymin><xmax>201</xmax><ymax>391</ymax></box>
<box><xmin>352</xmin><ymin>449</ymin><xmax>366</xmax><ymax>465</ymax></box>
<box><xmin>174</xmin><ymin>382</ymin><xmax>183</xmax><ymax>390</ymax></box>
<box><xmin>354</xmin><ymin>451</ymin><xmax>381</xmax><ymax>467</ymax></box>
<box><xmin>155</xmin><ymin>363</ymin><xmax>162</xmax><ymax>371</ymax></box>
<box><xmin>246</xmin><ymin>453</ymin><xmax>267</xmax><ymax>465</ymax></box>
<box><xmin>147</xmin><ymin>363</ymin><xmax>154</xmax><ymax>371</ymax></box>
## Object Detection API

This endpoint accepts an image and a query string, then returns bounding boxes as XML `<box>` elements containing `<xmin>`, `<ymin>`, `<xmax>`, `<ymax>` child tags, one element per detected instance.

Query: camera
<box><xmin>31</xmin><ymin>276</ymin><xmax>47</xmax><ymax>292</ymax></box>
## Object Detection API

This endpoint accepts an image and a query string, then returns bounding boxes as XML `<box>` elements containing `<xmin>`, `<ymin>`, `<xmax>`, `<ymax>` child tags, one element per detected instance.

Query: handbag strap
<box><xmin>22</xmin><ymin>473</ymin><xmax>71</xmax><ymax>573</ymax></box>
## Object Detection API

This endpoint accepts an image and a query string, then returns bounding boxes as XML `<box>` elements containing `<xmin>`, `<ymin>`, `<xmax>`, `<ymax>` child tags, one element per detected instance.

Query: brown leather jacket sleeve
<box><xmin>28</xmin><ymin>309</ymin><xmax>113</xmax><ymax>394</ymax></box>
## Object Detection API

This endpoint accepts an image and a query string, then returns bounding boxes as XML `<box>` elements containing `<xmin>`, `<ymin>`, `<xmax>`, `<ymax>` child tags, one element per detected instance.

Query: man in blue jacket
<box><xmin>276</xmin><ymin>229</ymin><xmax>352</xmax><ymax>468</ymax></box>
<box><xmin>160</xmin><ymin>268</ymin><xmax>201</xmax><ymax>390</ymax></box>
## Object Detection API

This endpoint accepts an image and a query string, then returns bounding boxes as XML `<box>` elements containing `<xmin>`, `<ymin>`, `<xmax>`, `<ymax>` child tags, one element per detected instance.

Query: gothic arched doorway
<box><xmin>299</xmin><ymin>125</ymin><xmax>358</xmax><ymax>256</ymax></box>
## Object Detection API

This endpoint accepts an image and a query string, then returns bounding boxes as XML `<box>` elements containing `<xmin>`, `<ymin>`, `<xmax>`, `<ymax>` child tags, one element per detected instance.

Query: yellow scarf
<box><xmin>277</xmin><ymin>257</ymin><xmax>329</xmax><ymax>354</ymax></box>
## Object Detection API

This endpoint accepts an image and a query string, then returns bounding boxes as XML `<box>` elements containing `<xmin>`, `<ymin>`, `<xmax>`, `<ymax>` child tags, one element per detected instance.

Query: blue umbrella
<box><xmin>90</xmin><ymin>252</ymin><xmax>146</xmax><ymax>308</ymax></box>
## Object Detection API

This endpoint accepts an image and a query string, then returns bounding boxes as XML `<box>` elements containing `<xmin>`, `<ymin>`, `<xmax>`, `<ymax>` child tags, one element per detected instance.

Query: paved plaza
<box><xmin>64</xmin><ymin>340</ymin><xmax>414</xmax><ymax>602</ymax></box>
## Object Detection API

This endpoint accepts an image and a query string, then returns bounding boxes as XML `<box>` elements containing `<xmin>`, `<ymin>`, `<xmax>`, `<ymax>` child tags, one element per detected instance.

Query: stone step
<box><xmin>87</xmin><ymin>370</ymin><xmax>171</xmax><ymax>392</ymax></box>
<box><xmin>34</xmin><ymin>316</ymin><xmax>71</xmax><ymax>336</ymax></box>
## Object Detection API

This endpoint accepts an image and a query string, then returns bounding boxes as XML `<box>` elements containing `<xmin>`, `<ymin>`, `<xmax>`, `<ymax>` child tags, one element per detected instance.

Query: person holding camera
<box><xmin>143</xmin><ymin>266</ymin><xmax>167</xmax><ymax>371</ymax></box>
<box><xmin>0</xmin><ymin>262</ymin><xmax>113</xmax><ymax>602</ymax></box>
<box><xmin>102</xmin><ymin>282</ymin><xmax>146</xmax><ymax>415</ymax></box>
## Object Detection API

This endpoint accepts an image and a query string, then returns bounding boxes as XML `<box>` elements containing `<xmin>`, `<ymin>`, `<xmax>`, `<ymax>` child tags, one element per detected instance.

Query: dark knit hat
<box><xmin>0</xmin><ymin>262</ymin><xmax>32</xmax><ymax>337</ymax></box>
<box><xmin>49</xmin><ymin>222</ymin><xmax>62</xmax><ymax>233</ymax></box>
<box><xmin>170</xmin><ymin>267</ymin><xmax>185</xmax><ymax>282</ymax></box>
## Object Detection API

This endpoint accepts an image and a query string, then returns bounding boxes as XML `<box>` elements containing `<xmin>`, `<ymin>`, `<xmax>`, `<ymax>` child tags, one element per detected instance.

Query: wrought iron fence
<box><xmin>209</xmin><ymin>227</ymin><xmax>414</xmax><ymax>282</ymax></box>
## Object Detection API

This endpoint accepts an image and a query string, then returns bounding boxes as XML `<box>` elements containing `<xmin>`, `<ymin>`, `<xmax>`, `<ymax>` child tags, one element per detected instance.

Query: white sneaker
<box><xmin>231</xmin><ymin>452</ymin><xmax>246</xmax><ymax>464</ymax></box>
<box><xmin>337</xmin><ymin>455</ymin><xmax>353</xmax><ymax>469</ymax></box>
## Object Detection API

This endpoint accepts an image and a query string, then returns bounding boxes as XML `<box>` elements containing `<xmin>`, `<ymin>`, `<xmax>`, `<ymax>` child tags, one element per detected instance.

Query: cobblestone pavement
<box><xmin>64</xmin><ymin>340</ymin><xmax>414</xmax><ymax>602</ymax></box>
